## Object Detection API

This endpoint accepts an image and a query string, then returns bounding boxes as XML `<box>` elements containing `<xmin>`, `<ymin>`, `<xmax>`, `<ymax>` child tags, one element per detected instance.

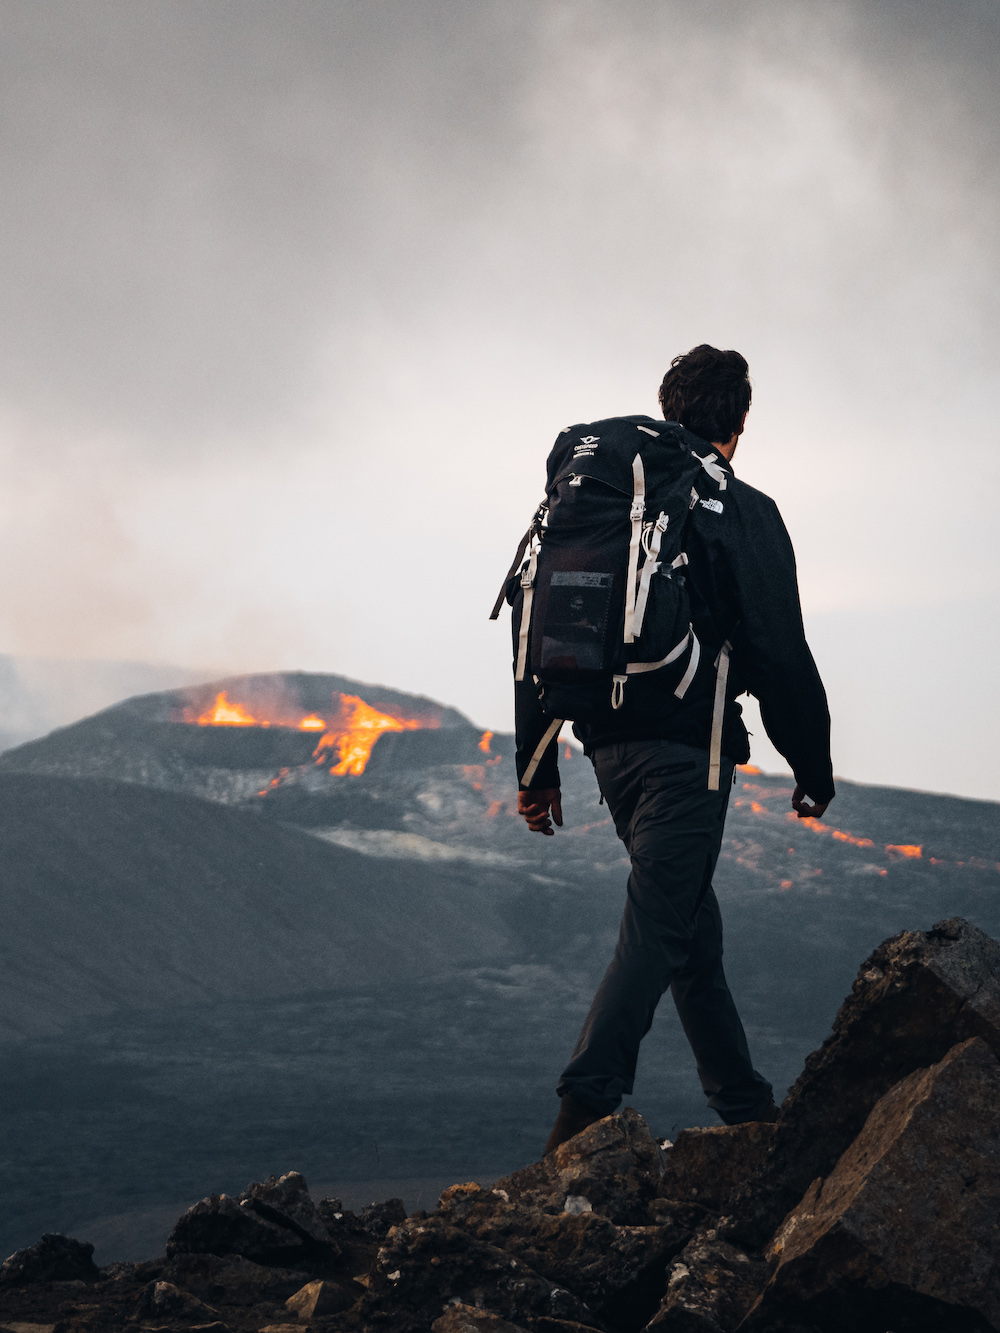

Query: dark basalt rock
<box><xmin>160</xmin><ymin>1251</ymin><xmax>316</xmax><ymax>1302</ymax></box>
<box><xmin>491</xmin><ymin>1106</ymin><xmax>665</xmax><ymax>1226</ymax></box>
<box><xmin>284</xmin><ymin>1276</ymin><xmax>351</xmax><ymax>1318</ymax></box>
<box><xmin>438</xmin><ymin>1177</ymin><xmax>682</xmax><ymax>1327</ymax></box>
<box><xmin>658</xmin><ymin>1122</ymin><xmax>777</xmax><ymax>1212</ymax></box>
<box><xmin>0</xmin><ymin>1232</ymin><xmax>100</xmax><ymax>1286</ymax></box>
<box><xmin>644</xmin><ymin>1228</ymin><xmax>766</xmax><ymax>1331</ymax></box>
<box><xmin>166</xmin><ymin>1170</ymin><xmax>341</xmax><ymax>1268</ymax></box>
<box><xmin>431</xmin><ymin>1305</ymin><xmax>531</xmax><ymax>1332</ymax></box>
<box><xmin>351</xmin><ymin>1213</ymin><xmax>602</xmax><ymax>1332</ymax></box>
<box><xmin>732</xmin><ymin>916</ymin><xmax>1000</xmax><ymax>1246</ymax></box>
<box><xmin>745</xmin><ymin>1037</ymin><xmax>1000</xmax><ymax>1332</ymax></box>
<box><xmin>360</xmin><ymin>1197</ymin><xmax>408</xmax><ymax>1238</ymax></box>
<box><xmin>138</xmin><ymin>1276</ymin><xmax>220</xmax><ymax>1321</ymax></box>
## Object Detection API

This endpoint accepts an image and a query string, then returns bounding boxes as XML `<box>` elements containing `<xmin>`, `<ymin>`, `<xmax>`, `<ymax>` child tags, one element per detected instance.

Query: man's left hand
<box><xmin>792</xmin><ymin>785</ymin><xmax>830</xmax><ymax>819</ymax></box>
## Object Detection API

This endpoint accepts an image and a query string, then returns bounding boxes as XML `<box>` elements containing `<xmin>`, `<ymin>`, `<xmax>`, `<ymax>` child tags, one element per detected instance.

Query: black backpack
<box><xmin>492</xmin><ymin>416</ymin><xmax>733</xmax><ymax>780</ymax></box>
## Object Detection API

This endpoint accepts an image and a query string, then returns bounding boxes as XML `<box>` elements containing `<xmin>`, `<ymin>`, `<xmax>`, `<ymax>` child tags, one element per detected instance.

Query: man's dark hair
<box><xmin>658</xmin><ymin>344</ymin><xmax>751</xmax><ymax>444</ymax></box>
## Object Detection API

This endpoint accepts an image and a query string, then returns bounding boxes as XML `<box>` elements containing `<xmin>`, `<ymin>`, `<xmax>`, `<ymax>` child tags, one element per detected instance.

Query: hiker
<box><xmin>496</xmin><ymin>345</ymin><xmax>834</xmax><ymax>1153</ymax></box>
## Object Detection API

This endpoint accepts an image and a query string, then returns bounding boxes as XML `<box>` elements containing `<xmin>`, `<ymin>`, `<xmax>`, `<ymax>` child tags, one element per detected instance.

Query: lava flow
<box><xmin>187</xmin><ymin>689</ymin><xmax>434</xmax><ymax>776</ymax></box>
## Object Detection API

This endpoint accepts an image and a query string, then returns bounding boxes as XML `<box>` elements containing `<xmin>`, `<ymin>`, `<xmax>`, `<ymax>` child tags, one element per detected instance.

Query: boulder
<box><xmin>360</xmin><ymin>1197</ymin><xmax>408</xmax><ymax>1237</ymax></box>
<box><xmin>746</xmin><ymin>1037</ymin><xmax>1000</xmax><ymax>1331</ymax></box>
<box><xmin>658</xmin><ymin>1123</ymin><xmax>777</xmax><ymax>1212</ymax></box>
<box><xmin>0</xmin><ymin>1233</ymin><xmax>100</xmax><ymax>1286</ymax></box>
<box><xmin>438</xmin><ymin>1180</ymin><xmax>682</xmax><ymax>1328</ymax></box>
<box><xmin>166</xmin><ymin>1170</ymin><xmax>341</xmax><ymax>1267</ymax></box>
<box><xmin>734</xmin><ymin>917</ymin><xmax>1000</xmax><ymax>1243</ymax></box>
<box><xmin>644</xmin><ymin>1229</ymin><xmax>766</xmax><ymax>1331</ymax></box>
<box><xmin>431</xmin><ymin>1304</ymin><xmax>530</xmax><ymax>1332</ymax></box>
<box><xmin>284</xmin><ymin>1276</ymin><xmax>349</xmax><ymax>1318</ymax></box>
<box><xmin>350</xmin><ymin>1214</ymin><xmax>602</xmax><ymax>1332</ymax></box>
<box><xmin>491</xmin><ymin>1107</ymin><xmax>664</xmax><ymax>1226</ymax></box>
<box><xmin>440</xmin><ymin>1178</ymin><xmax>688</xmax><ymax>1322</ymax></box>
<box><xmin>139</xmin><ymin>1277</ymin><xmax>220</xmax><ymax>1321</ymax></box>
<box><xmin>161</xmin><ymin>1252</ymin><xmax>315</xmax><ymax>1302</ymax></box>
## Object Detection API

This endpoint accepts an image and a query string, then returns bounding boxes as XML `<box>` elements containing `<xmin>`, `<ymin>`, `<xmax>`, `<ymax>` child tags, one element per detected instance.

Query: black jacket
<box><xmin>514</xmin><ymin>429</ymin><xmax>835</xmax><ymax>805</ymax></box>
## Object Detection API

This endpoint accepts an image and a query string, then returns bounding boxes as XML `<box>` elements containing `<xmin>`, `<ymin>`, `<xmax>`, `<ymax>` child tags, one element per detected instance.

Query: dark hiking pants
<box><xmin>556</xmin><ymin>739</ymin><xmax>772</xmax><ymax>1124</ymax></box>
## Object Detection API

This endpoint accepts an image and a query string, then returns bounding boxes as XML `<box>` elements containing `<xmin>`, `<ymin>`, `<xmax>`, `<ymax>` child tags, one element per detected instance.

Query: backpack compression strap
<box><xmin>489</xmin><ymin>502</ymin><xmax>548</xmax><ymax>621</ymax></box>
<box><xmin>521</xmin><ymin>715</ymin><xmax>564</xmax><ymax>787</ymax></box>
<box><xmin>708</xmin><ymin>640</ymin><xmax>732</xmax><ymax>791</ymax></box>
<box><xmin>631</xmin><ymin>511</ymin><xmax>670</xmax><ymax>639</ymax></box>
<box><xmin>513</xmin><ymin>537</ymin><xmax>540</xmax><ymax>682</ymax></box>
<box><xmin>623</xmin><ymin>454</ymin><xmax>646</xmax><ymax>643</ymax></box>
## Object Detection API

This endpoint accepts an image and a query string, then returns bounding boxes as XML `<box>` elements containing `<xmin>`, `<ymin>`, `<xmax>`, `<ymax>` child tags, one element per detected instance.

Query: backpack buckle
<box><xmin>630</xmin><ymin>499</ymin><xmax>645</xmax><ymax>521</ymax></box>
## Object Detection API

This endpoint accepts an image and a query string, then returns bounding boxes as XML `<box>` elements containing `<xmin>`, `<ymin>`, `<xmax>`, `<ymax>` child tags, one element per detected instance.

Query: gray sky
<box><xmin>0</xmin><ymin>0</ymin><xmax>997</xmax><ymax>799</ymax></box>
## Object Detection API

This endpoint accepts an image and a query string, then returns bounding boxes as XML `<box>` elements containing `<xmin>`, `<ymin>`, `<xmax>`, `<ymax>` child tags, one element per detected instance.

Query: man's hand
<box><xmin>518</xmin><ymin>787</ymin><xmax>563</xmax><ymax>836</ymax></box>
<box><xmin>792</xmin><ymin>785</ymin><xmax>830</xmax><ymax>819</ymax></box>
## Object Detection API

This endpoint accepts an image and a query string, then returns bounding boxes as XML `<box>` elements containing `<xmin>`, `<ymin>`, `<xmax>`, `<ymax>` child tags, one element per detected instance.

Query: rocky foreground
<box><xmin>4</xmin><ymin>917</ymin><xmax>1000</xmax><ymax>1333</ymax></box>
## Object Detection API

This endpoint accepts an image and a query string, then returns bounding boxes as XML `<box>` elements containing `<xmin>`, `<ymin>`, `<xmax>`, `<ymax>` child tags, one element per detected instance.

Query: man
<box><xmin>513</xmin><ymin>345</ymin><xmax>834</xmax><ymax>1154</ymax></box>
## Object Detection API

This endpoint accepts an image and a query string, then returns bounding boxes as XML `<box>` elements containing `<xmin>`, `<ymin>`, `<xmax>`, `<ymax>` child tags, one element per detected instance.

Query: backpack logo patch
<box><xmin>699</xmin><ymin>498</ymin><xmax>724</xmax><ymax>514</ymax></box>
<box><xmin>574</xmin><ymin>436</ymin><xmax>600</xmax><ymax>458</ymax></box>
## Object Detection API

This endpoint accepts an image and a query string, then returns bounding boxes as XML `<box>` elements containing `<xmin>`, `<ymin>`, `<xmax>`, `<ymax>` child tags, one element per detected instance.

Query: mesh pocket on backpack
<box><xmin>539</xmin><ymin>570</ymin><xmax>614</xmax><ymax>673</ymax></box>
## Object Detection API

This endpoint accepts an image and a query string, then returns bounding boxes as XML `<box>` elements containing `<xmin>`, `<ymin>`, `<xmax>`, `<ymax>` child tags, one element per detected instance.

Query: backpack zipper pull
<box><xmin>611</xmin><ymin>675</ymin><xmax>627</xmax><ymax>710</ymax></box>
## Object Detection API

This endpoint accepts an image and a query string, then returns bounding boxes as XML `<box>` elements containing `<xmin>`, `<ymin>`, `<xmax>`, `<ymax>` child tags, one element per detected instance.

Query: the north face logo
<box><xmin>699</xmin><ymin>498</ymin><xmax>724</xmax><ymax>514</ymax></box>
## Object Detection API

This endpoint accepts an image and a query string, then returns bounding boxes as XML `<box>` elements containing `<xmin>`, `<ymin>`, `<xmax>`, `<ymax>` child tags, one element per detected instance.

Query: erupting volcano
<box><xmin>187</xmin><ymin>689</ymin><xmax>435</xmax><ymax>776</ymax></box>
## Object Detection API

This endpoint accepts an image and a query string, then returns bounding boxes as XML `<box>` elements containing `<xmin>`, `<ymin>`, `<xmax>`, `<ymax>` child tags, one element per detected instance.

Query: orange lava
<box><xmin>886</xmin><ymin>843</ymin><xmax>922</xmax><ymax>859</ymax></box>
<box><xmin>315</xmin><ymin>694</ymin><xmax>424</xmax><ymax>777</ymax></box>
<box><xmin>198</xmin><ymin>691</ymin><xmax>260</xmax><ymax>726</ymax></box>
<box><xmin>190</xmin><ymin>688</ymin><xmax>434</xmax><ymax>776</ymax></box>
<box><xmin>479</xmin><ymin>730</ymin><xmax>493</xmax><ymax>753</ymax></box>
<box><xmin>737</xmin><ymin>763</ymin><xmax>762</xmax><ymax>775</ymax></box>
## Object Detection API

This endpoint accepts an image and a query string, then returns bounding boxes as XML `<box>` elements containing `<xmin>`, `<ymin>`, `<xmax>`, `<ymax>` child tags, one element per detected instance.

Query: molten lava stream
<box><xmin>314</xmin><ymin>694</ymin><xmax>424</xmax><ymax>777</ymax></box>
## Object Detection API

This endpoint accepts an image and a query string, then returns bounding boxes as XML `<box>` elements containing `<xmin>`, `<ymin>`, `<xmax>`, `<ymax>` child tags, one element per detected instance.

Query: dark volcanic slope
<box><xmin>0</xmin><ymin>773</ymin><xmax>523</xmax><ymax>1041</ymax></box>
<box><xmin>0</xmin><ymin>670</ymin><xmax>476</xmax><ymax>803</ymax></box>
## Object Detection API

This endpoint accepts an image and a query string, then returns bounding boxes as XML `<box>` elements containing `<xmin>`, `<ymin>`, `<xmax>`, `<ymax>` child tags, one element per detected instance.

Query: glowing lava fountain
<box><xmin>187</xmin><ymin>689</ymin><xmax>434</xmax><ymax>776</ymax></box>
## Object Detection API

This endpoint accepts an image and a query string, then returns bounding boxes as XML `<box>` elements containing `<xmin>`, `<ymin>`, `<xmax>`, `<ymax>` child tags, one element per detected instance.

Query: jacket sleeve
<box><xmin>514</xmin><ymin>677</ymin><xmax>562</xmax><ymax>790</ymax></box>
<box><xmin>508</xmin><ymin>584</ymin><xmax>561</xmax><ymax>790</ymax></box>
<box><xmin>727</xmin><ymin>495</ymin><xmax>835</xmax><ymax>805</ymax></box>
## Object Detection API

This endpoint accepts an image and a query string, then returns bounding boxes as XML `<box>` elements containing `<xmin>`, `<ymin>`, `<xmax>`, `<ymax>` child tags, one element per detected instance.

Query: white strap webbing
<box><xmin>674</xmin><ymin>627</ymin><xmax>701</xmax><ymax>698</ymax></box>
<box><xmin>631</xmin><ymin>512</ymin><xmax>668</xmax><ymax>639</ymax></box>
<box><xmin>521</xmin><ymin>717</ymin><xmax>563</xmax><ymax>787</ymax></box>
<box><xmin>513</xmin><ymin>544</ymin><xmax>538</xmax><ymax>682</ymax></box>
<box><xmin>624</xmin><ymin>627</ymin><xmax>692</xmax><ymax>675</ymax></box>
<box><xmin>708</xmin><ymin>640</ymin><xmax>732</xmax><ymax>791</ymax></box>
<box><xmin>623</xmin><ymin>454</ymin><xmax>646</xmax><ymax>643</ymax></box>
<box><xmin>695</xmin><ymin>452</ymin><xmax>728</xmax><ymax>491</ymax></box>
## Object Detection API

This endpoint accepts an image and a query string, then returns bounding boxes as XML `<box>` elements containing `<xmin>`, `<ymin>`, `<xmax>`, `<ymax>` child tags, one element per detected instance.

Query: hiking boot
<box><xmin>544</xmin><ymin>1092</ymin><xmax>605</xmax><ymax>1155</ymax></box>
<box><xmin>736</xmin><ymin>1099</ymin><xmax>780</xmax><ymax>1124</ymax></box>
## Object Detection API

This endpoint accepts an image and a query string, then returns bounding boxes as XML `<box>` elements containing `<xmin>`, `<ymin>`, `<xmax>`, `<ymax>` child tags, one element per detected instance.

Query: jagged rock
<box><xmin>0</xmin><ymin>1233</ymin><xmax>100</xmax><ymax>1286</ymax></box>
<box><xmin>284</xmin><ymin>1276</ymin><xmax>349</xmax><ymax>1318</ymax></box>
<box><xmin>644</xmin><ymin>1228</ymin><xmax>766</xmax><ymax>1331</ymax></box>
<box><xmin>350</xmin><ymin>1213</ymin><xmax>601</xmax><ymax>1331</ymax></box>
<box><xmin>658</xmin><ymin>1123</ymin><xmax>777</xmax><ymax>1211</ymax></box>
<box><xmin>139</xmin><ymin>1277</ymin><xmax>220</xmax><ymax>1321</ymax></box>
<box><xmin>244</xmin><ymin>1171</ymin><xmax>333</xmax><ymax>1245</ymax></box>
<box><xmin>161</xmin><ymin>1252</ymin><xmax>315</xmax><ymax>1302</ymax></box>
<box><xmin>431</xmin><ymin>1304</ymin><xmax>530</xmax><ymax>1332</ymax></box>
<box><xmin>746</xmin><ymin>1037</ymin><xmax>1000</xmax><ymax>1332</ymax></box>
<box><xmin>166</xmin><ymin>1170</ymin><xmax>341</xmax><ymax>1267</ymax></box>
<box><xmin>733</xmin><ymin>917</ymin><xmax>1000</xmax><ymax>1243</ymax></box>
<box><xmin>491</xmin><ymin>1107</ymin><xmax>664</xmax><ymax>1226</ymax></box>
<box><xmin>438</xmin><ymin>1180</ymin><xmax>682</xmax><ymax>1328</ymax></box>
<box><xmin>360</xmin><ymin>1197</ymin><xmax>408</xmax><ymax>1237</ymax></box>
